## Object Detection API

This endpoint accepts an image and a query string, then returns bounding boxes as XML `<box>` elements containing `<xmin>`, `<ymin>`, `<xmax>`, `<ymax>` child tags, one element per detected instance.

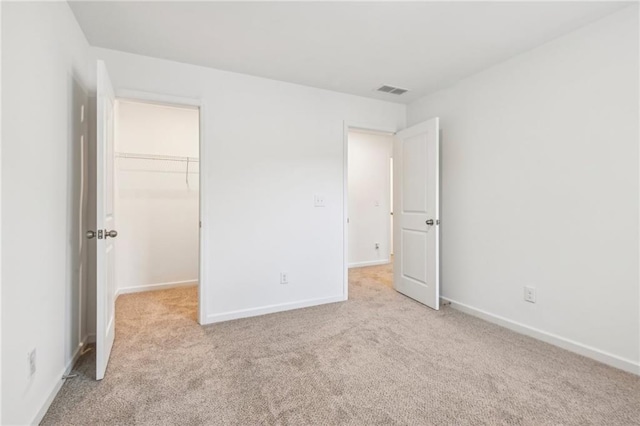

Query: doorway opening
<box><xmin>345</xmin><ymin>127</ymin><xmax>395</xmax><ymax>295</ymax></box>
<box><xmin>113</xmin><ymin>98</ymin><xmax>201</xmax><ymax>326</ymax></box>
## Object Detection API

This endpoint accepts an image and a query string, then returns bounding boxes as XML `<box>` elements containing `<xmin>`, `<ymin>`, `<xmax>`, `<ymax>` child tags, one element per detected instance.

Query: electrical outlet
<box><xmin>28</xmin><ymin>348</ymin><xmax>36</xmax><ymax>377</ymax></box>
<box><xmin>314</xmin><ymin>194</ymin><xmax>325</xmax><ymax>207</ymax></box>
<box><xmin>280</xmin><ymin>272</ymin><xmax>289</xmax><ymax>285</ymax></box>
<box><xmin>524</xmin><ymin>286</ymin><xmax>536</xmax><ymax>303</ymax></box>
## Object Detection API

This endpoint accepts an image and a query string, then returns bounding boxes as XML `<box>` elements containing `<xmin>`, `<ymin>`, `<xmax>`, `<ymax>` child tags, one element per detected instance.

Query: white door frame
<box><xmin>115</xmin><ymin>88</ymin><xmax>207</xmax><ymax>325</ymax></box>
<box><xmin>342</xmin><ymin>121</ymin><xmax>397</xmax><ymax>301</ymax></box>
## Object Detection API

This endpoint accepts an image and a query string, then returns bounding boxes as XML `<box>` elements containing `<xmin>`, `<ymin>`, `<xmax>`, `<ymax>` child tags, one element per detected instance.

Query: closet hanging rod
<box><xmin>115</xmin><ymin>152</ymin><xmax>199</xmax><ymax>163</ymax></box>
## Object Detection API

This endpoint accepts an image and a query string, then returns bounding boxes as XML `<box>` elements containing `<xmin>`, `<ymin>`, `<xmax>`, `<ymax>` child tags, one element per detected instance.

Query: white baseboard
<box><xmin>204</xmin><ymin>295</ymin><xmax>344</xmax><ymax>324</ymax></box>
<box><xmin>30</xmin><ymin>334</ymin><xmax>92</xmax><ymax>425</ymax></box>
<box><xmin>116</xmin><ymin>279</ymin><xmax>198</xmax><ymax>297</ymax></box>
<box><xmin>442</xmin><ymin>296</ymin><xmax>640</xmax><ymax>376</ymax></box>
<box><xmin>348</xmin><ymin>259</ymin><xmax>390</xmax><ymax>269</ymax></box>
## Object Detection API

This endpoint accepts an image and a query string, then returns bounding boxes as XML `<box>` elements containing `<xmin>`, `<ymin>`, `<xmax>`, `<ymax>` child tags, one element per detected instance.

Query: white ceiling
<box><xmin>69</xmin><ymin>1</ymin><xmax>629</xmax><ymax>104</ymax></box>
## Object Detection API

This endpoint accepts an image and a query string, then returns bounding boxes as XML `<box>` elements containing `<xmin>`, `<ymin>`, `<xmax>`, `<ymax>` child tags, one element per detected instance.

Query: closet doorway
<box><xmin>113</xmin><ymin>97</ymin><xmax>202</xmax><ymax>326</ymax></box>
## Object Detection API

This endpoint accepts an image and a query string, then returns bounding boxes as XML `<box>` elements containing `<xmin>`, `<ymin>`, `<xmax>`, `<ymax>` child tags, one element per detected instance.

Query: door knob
<box><xmin>426</xmin><ymin>219</ymin><xmax>434</xmax><ymax>226</ymax></box>
<box><xmin>105</xmin><ymin>230</ymin><xmax>118</xmax><ymax>238</ymax></box>
<box><xmin>86</xmin><ymin>230</ymin><xmax>96</xmax><ymax>239</ymax></box>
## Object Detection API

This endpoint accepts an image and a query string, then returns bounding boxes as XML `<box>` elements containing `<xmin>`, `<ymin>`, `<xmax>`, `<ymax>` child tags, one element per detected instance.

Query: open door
<box><xmin>92</xmin><ymin>60</ymin><xmax>118</xmax><ymax>380</ymax></box>
<box><xmin>393</xmin><ymin>118</ymin><xmax>440</xmax><ymax>309</ymax></box>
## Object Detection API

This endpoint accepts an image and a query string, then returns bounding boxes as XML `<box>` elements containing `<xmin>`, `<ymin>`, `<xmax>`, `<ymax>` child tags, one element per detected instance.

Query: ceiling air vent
<box><xmin>377</xmin><ymin>85</ymin><xmax>408</xmax><ymax>95</ymax></box>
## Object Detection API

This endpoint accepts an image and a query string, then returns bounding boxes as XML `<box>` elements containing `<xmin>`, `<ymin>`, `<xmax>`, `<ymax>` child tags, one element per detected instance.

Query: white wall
<box><xmin>348</xmin><ymin>130</ymin><xmax>393</xmax><ymax>268</ymax></box>
<box><xmin>0</xmin><ymin>2</ymin><xmax>4</xmax><ymax>423</ymax></box>
<box><xmin>89</xmin><ymin>47</ymin><xmax>406</xmax><ymax>324</ymax></box>
<box><xmin>115</xmin><ymin>100</ymin><xmax>199</xmax><ymax>294</ymax></box>
<box><xmin>407</xmin><ymin>6</ymin><xmax>639</xmax><ymax>373</ymax></box>
<box><xmin>1</xmin><ymin>2</ymin><xmax>90</xmax><ymax>424</ymax></box>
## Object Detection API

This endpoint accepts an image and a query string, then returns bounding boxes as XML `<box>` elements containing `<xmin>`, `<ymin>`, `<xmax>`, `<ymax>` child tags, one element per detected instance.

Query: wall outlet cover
<box><xmin>524</xmin><ymin>286</ymin><xmax>536</xmax><ymax>303</ymax></box>
<box><xmin>28</xmin><ymin>349</ymin><xmax>36</xmax><ymax>376</ymax></box>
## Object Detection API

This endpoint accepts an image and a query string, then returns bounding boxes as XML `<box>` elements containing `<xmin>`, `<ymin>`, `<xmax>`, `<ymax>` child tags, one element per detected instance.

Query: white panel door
<box><xmin>95</xmin><ymin>60</ymin><xmax>118</xmax><ymax>380</ymax></box>
<box><xmin>393</xmin><ymin>118</ymin><xmax>440</xmax><ymax>309</ymax></box>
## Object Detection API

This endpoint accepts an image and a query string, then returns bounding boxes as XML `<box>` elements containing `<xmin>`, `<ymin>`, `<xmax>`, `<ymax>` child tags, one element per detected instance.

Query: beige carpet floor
<box><xmin>43</xmin><ymin>263</ymin><xmax>640</xmax><ymax>425</ymax></box>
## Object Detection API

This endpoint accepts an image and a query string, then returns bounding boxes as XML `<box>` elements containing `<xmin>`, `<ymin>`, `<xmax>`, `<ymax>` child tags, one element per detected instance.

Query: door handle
<box><xmin>86</xmin><ymin>230</ymin><xmax>117</xmax><ymax>239</ymax></box>
<box><xmin>426</xmin><ymin>219</ymin><xmax>434</xmax><ymax>226</ymax></box>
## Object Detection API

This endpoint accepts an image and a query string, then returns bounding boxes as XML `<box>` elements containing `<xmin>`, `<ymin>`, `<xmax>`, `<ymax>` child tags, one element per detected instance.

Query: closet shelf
<box><xmin>115</xmin><ymin>152</ymin><xmax>199</xmax><ymax>163</ymax></box>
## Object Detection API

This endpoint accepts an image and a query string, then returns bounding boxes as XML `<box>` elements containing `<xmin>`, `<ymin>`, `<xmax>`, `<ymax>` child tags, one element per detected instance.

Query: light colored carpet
<box><xmin>43</xmin><ymin>263</ymin><xmax>640</xmax><ymax>425</ymax></box>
